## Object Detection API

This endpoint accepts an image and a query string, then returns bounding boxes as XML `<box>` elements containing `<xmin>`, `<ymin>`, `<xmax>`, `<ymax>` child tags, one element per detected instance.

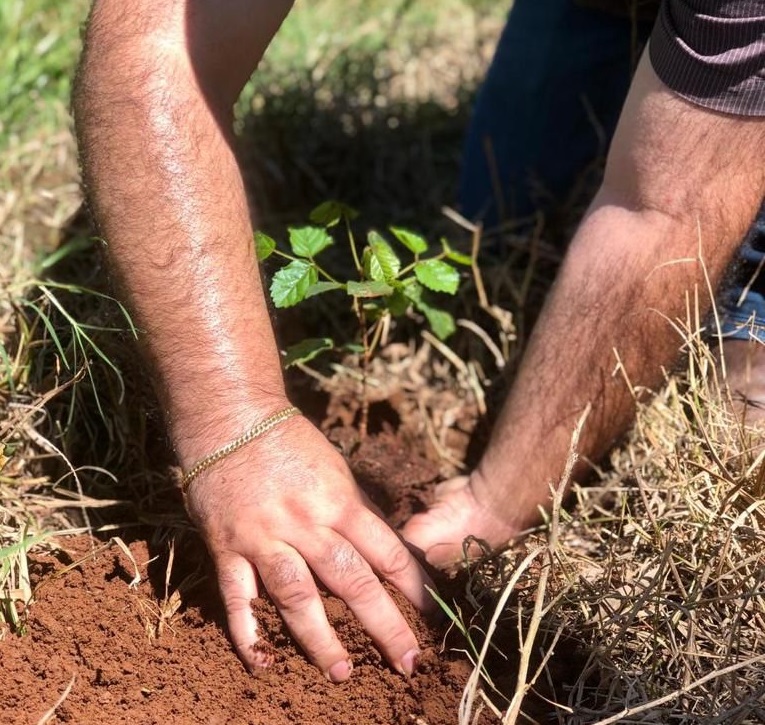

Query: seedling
<box><xmin>257</xmin><ymin>201</ymin><xmax>470</xmax><ymax>436</ymax></box>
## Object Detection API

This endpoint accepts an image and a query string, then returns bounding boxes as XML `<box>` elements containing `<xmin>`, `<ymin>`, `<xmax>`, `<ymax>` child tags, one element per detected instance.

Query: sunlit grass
<box><xmin>0</xmin><ymin>0</ymin><xmax>89</xmax><ymax>143</ymax></box>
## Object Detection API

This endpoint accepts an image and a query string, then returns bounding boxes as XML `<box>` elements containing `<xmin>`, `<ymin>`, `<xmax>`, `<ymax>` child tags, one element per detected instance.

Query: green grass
<box><xmin>0</xmin><ymin>527</ymin><xmax>51</xmax><ymax>635</ymax></box>
<box><xmin>0</xmin><ymin>0</ymin><xmax>89</xmax><ymax>143</ymax></box>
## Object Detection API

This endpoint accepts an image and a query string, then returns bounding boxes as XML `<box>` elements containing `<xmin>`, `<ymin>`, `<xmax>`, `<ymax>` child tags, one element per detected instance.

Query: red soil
<box><xmin>0</xmin><ymin>431</ymin><xmax>489</xmax><ymax>725</ymax></box>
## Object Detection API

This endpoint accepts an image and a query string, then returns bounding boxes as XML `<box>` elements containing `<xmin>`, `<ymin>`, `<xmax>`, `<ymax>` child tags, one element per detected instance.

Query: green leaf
<box><xmin>402</xmin><ymin>281</ymin><xmax>455</xmax><ymax>339</ymax></box>
<box><xmin>289</xmin><ymin>226</ymin><xmax>334</xmax><ymax>258</ymax></box>
<box><xmin>390</xmin><ymin>226</ymin><xmax>428</xmax><ymax>254</ymax></box>
<box><xmin>421</xmin><ymin>305</ymin><xmax>456</xmax><ymax>340</ymax></box>
<box><xmin>305</xmin><ymin>281</ymin><xmax>344</xmax><ymax>298</ymax></box>
<box><xmin>346</xmin><ymin>280</ymin><xmax>394</xmax><ymax>298</ymax></box>
<box><xmin>254</xmin><ymin>231</ymin><xmax>276</xmax><ymax>261</ymax></box>
<box><xmin>283</xmin><ymin>337</ymin><xmax>334</xmax><ymax>368</ymax></box>
<box><xmin>309</xmin><ymin>200</ymin><xmax>359</xmax><ymax>227</ymax></box>
<box><xmin>362</xmin><ymin>247</ymin><xmax>381</xmax><ymax>282</ymax></box>
<box><xmin>414</xmin><ymin>259</ymin><xmax>460</xmax><ymax>294</ymax></box>
<box><xmin>270</xmin><ymin>260</ymin><xmax>318</xmax><ymax>308</ymax></box>
<box><xmin>387</xmin><ymin>288</ymin><xmax>410</xmax><ymax>317</ymax></box>
<box><xmin>39</xmin><ymin>236</ymin><xmax>94</xmax><ymax>270</ymax></box>
<box><xmin>365</xmin><ymin>231</ymin><xmax>401</xmax><ymax>282</ymax></box>
<box><xmin>441</xmin><ymin>238</ymin><xmax>472</xmax><ymax>266</ymax></box>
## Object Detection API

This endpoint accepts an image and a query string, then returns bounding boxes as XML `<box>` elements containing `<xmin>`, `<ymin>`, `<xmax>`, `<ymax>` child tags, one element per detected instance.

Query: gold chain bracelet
<box><xmin>180</xmin><ymin>406</ymin><xmax>300</xmax><ymax>494</ymax></box>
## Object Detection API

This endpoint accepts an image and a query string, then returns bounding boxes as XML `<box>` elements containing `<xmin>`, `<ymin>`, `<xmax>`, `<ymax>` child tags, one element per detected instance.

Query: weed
<box><xmin>0</xmin><ymin>526</ymin><xmax>50</xmax><ymax>635</ymax></box>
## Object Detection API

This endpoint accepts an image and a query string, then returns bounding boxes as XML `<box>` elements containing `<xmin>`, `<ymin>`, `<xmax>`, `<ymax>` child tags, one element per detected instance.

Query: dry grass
<box><xmin>556</xmin><ymin>341</ymin><xmax>765</xmax><ymax>723</ymax></box>
<box><xmin>450</xmin><ymin>327</ymin><xmax>765</xmax><ymax>723</ymax></box>
<box><xmin>4</xmin><ymin>3</ymin><xmax>764</xmax><ymax>724</ymax></box>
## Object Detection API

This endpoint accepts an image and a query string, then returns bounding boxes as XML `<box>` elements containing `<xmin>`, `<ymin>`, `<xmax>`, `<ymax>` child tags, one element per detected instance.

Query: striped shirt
<box><xmin>650</xmin><ymin>1</ymin><xmax>765</xmax><ymax>116</ymax></box>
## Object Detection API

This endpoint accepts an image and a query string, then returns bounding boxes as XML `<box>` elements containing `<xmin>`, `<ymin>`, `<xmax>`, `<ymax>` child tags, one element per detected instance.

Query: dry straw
<box><xmin>458</xmin><ymin>304</ymin><xmax>765</xmax><ymax>723</ymax></box>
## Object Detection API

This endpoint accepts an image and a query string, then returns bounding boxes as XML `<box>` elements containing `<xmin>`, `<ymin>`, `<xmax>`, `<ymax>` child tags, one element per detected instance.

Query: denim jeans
<box><xmin>459</xmin><ymin>0</ymin><xmax>765</xmax><ymax>342</ymax></box>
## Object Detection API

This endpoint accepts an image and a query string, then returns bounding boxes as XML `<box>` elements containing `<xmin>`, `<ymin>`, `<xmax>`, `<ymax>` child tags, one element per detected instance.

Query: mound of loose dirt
<box><xmin>0</xmin><ymin>432</ymin><xmax>488</xmax><ymax>725</ymax></box>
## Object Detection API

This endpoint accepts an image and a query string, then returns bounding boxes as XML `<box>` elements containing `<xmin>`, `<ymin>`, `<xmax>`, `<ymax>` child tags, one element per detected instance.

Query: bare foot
<box><xmin>400</xmin><ymin>475</ymin><xmax>519</xmax><ymax>569</ymax></box>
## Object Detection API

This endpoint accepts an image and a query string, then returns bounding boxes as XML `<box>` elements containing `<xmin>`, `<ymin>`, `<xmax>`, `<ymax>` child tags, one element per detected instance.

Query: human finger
<box><xmin>214</xmin><ymin>551</ymin><xmax>269</xmax><ymax>671</ymax></box>
<box><xmin>305</xmin><ymin>533</ymin><xmax>420</xmax><ymax>677</ymax></box>
<box><xmin>401</xmin><ymin>476</ymin><xmax>486</xmax><ymax>568</ymax></box>
<box><xmin>342</xmin><ymin>509</ymin><xmax>437</xmax><ymax>613</ymax></box>
<box><xmin>256</xmin><ymin>544</ymin><xmax>352</xmax><ymax>683</ymax></box>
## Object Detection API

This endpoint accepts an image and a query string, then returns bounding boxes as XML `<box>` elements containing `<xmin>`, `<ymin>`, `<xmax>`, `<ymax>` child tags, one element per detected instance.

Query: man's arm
<box><xmin>74</xmin><ymin>0</ymin><xmax>430</xmax><ymax>680</ymax></box>
<box><xmin>404</xmin><ymin>52</ymin><xmax>765</xmax><ymax>565</ymax></box>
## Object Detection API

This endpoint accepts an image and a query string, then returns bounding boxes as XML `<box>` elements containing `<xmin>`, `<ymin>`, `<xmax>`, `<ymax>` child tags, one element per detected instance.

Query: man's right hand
<box><xmin>74</xmin><ymin>0</ymin><xmax>433</xmax><ymax>681</ymax></box>
<box><xmin>184</xmin><ymin>411</ymin><xmax>434</xmax><ymax>682</ymax></box>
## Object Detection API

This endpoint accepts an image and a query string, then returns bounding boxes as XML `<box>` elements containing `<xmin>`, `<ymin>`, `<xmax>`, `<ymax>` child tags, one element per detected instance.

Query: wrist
<box><xmin>471</xmin><ymin>458</ymin><xmax>547</xmax><ymax>534</ymax></box>
<box><xmin>171</xmin><ymin>389</ymin><xmax>293</xmax><ymax>469</ymax></box>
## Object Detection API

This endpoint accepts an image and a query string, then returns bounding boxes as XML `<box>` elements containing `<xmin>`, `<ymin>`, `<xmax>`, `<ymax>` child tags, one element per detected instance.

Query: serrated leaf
<box><xmin>283</xmin><ymin>337</ymin><xmax>333</xmax><ymax>368</ymax></box>
<box><xmin>346</xmin><ymin>280</ymin><xmax>394</xmax><ymax>298</ymax></box>
<box><xmin>402</xmin><ymin>281</ymin><xmax>455</xmax><ymax>338</ymax></box>
<box><xmin>309</xmin><ymin>200</ymin><xmax>359</xmax><ymax>227</ymax></box>
<box><xmin>270</xmin><ymin>260</ymin><xmax>318</xmax><ymax>308</ymax></box>
<box><xmin>289</xmin><ymin>226</ymin><xmax>334</xmax><ymax>258</ymax></box>
<box><xmin>401</xmin><ymin>278</ymin><xmax>424</xmax><ymax>302</ymax></box>
<box><xmin>305</xmin><ymin>281</ymin><xmax>344</xmax><ymax>298</ymax></box>
<box><xmin>414</xmin><ymin>259</ymin><xmax>459</xmax><ymax>294</ymax></box>
<box><xmin>362</xmin><ymin>247</ymin><xmax>382</xmax><ymax>282</ymax></box>
<box><xmin>390</xmin><ymin>226</ymin><xmax>428</xmax><ymax>254</ymax></box>
<box><xmin>422</xmin><ymin>307</ymin><xmax>457</xmax><ymax>340</ymax></box>
<box><xmin>254</xmin><ymin>231</ymin><xmax>276</xmax><ymax>261</ymax></box>
<box><xmin>421</xmin><ymin>305</ymin><xmax>456</xmax><ymax>340</ymax></box>
<box><xmin>441</xmin><ymin>238</ymin><xmax>472</xmax><ymax>266</ymax></box>
<box><xmin>367</xmin><ymin>231</ymin><xmax>401</xmax><ymax>282</ymax></box>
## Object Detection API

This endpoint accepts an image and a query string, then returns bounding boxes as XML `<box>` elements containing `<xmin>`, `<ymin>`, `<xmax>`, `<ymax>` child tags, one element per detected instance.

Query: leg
<box><xmin>459</xmin><ymin>0</ymin><xmax>654</xmax><ymax>225</ymax></box>
<box><xmin>718</xmin><ymin>204</ymin><xmax>765</xmax><ymax>424</ymax></box>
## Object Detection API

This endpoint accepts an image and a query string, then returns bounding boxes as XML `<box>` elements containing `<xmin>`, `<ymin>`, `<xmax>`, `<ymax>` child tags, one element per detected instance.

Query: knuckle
<box><xmin>328</xmin><ymin>543</ymin><xmax>363</xmax><ymax>576</ymax></box>
<box><xmin>376</xmin><ymin>544</ymin><xmax>412</xmax><ymax>581</ymax></box>
<box><xmin>380</xmin><ymin>621</ymin><xmax>416</xmax><ymax>653</ymax></box>
<box><xmin>263</xmin><ymin>553</ymin><xmax>314</xmax><ymax>612</ymax></box>
<box><xmin>343</xmin><ymin>568</ymin><xmax>381</xmax><ymax>605</ymax></box>
<box><xmin>272</xmin><ymin>582</ymin><xmax>315</xmax><ymax>612</ymax></box>
<box><xmin>231</xmin><ymin>635</ymin><xmax>255</xmax><ymax>657</ymax></box>
<box><xmin>305</xmin><ymin>632</ymin><xmax>342</xmax><ymax>663</ymax></box>
<box><xmin>222</xmin><ymin>591</ymin><xmax>254</xmax><ymax>617</ymax></box>
<box><xmin>324</xmin><ymin>543</ymin><xmax>381</xmax><ymax>604</ymax></box>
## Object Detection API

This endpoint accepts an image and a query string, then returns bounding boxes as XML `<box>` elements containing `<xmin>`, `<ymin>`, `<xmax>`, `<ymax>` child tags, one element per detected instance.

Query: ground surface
<box><xmin>1</xmin><ymin>429</ymin><xmax>493</xmax><ymax>725</ymax></box>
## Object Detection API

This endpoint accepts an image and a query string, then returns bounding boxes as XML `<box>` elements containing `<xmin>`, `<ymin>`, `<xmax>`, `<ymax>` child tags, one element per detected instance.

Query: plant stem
<box><xmin>398</xmin><ymin>250</ymin><xmax>446</xmax><ymax>277</ymax></box>
<box><xmin>345</xmin><ymin>216</ymin><xmax>362</xmax><ymax>274</ymax></box>
<box><xmin>367</xmin><ymin>313</ymin><xmax>388</xmax><ymax>360</ymax></box>
<box><xmin>273</xmin><ymin>249</ymin><xmax>340</xmax><ymax>283</ymax></box>
<box><xmin>356</xmin><ymin>300</ymin><xmax>371</xmax><ymax>440</ymax></box>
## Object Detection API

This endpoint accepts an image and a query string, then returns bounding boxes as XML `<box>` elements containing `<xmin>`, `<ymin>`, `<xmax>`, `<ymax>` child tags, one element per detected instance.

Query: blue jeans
<box><xmin>459</xmin><ymin>0</ymin><xmax>765</xmax><ymax>342</ymax></box>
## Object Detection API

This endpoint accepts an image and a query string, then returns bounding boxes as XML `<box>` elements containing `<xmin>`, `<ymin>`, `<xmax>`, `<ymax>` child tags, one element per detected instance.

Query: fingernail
<box><xmin>248</xmin><ymin>641</ymin><xmax>275</xmax><ymax>672</ymax></box>
<box><xmin>326</xmin><ymin>658</ymin><xmax>353</xmax><ymax>683</ymax></box>
<box><xmin>251</xmin><ymin>650</ymin><xmax>273</xmax><ymax>669</ymax></box>
<box><xmin>400</xmin><ymin>649</ymin><xmax>420</xmax><ymax>677</ymax></box>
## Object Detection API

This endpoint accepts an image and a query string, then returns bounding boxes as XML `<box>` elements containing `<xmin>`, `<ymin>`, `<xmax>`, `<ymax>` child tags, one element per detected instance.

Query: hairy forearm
<box><xmin>476</xmin><ymin>202</ymin><xmax>714</xmax><ymax>526</ymax></box>
<box><xmin>74</xmin><ymin>2</ymin><xmax>291</xmax><ymax>464</ymax></box>
<box><xmin>476</xmin><ymin>54</ymin><xmax>765</xmax><ymax>529</ymax></box>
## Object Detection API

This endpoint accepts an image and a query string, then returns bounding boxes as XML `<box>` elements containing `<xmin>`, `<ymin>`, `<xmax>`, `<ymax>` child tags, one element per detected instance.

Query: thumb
<box><xmin>401</xmin><ymin>477</ymin><xmax>476</xmax><ymax>568</ymax></box>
